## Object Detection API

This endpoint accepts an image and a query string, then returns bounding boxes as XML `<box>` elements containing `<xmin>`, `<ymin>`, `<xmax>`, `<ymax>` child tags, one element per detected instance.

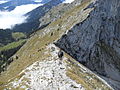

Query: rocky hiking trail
<box><xmin>5</xmin><ymin>44</ymin><xmax>112</xmax><ymax>90</ymax></box>
<box><xmin>7</xmin><ymin>44</ymin><xmax>84</xmax><ymax>90</ymax></box>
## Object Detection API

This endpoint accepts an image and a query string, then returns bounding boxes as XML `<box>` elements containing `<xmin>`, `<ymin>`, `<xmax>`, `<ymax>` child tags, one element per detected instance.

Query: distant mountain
<box><xmin>39</xmin><ymin>0</ymin><xmax>82</xmax><ymax>31</ymax></box>
<box><xmin>12</xmin><ymin>0</ymin><xmax>63</xmax><ymax>33</ymax></box>
<box><xmin>26</xmin><ymin>0</ymin><xmax>63</xmax><ymax>22</ymax></box>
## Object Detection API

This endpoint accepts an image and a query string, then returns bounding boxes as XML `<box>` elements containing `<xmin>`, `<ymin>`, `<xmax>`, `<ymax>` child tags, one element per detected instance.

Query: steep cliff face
<box><xmin>56</xmin><ymin>0</ymin><xmax>120</xmax><ymax>89</ymax></box>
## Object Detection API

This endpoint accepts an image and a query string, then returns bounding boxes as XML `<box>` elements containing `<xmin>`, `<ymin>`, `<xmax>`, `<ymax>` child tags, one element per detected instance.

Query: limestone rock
<box><xmin>56</xmin><ymin>0</ymin><xmax>120</xmax><ymax>89</ymax></box>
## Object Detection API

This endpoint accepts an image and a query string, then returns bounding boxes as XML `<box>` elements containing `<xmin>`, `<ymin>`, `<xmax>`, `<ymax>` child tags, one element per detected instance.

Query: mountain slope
<box><xmin>0</xmin><ymin>29</ymin><xmax>13</xmax><ymax>45</ymax></box>
<box><xmin>0</xmin><ymin>0</ymin><xmax>112</xmax><ymax>89</ymax></box>
<box><xmin>56</xmin><ymin>0</ymin><xmax>120</xmax><ymax>89</ymax></box>
<box><xmin>38</xmin><ymin>0</ymin><xmax>82</xmax><ymax>30</ymax></box>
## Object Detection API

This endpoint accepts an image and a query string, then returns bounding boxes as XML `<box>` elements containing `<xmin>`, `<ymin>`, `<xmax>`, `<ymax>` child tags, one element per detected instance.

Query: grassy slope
<box><xmin>0</xmin><ymin>40</ymin><xmax>26</xmax><ymax>51</ymax></box>
<box><xmin>12</xmin><ymin>32</ymin><xmax>26</xmax><ymax>41</ymax></box>
<box><xmin>0</xmin><ymin>40</ymin><xmax>26</xmax><ymax>73</ymax></box>
<box><xmin>0</xmin><ymin>0</ymin><xmax>112</xmax><ymax>89</ymax></box>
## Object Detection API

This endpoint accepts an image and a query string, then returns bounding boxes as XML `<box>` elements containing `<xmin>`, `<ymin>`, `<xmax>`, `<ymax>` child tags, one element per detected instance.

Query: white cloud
<box><xmin>63</xmin><ymin>0</ymin><xmax>75</xmax><ymax>3</ymax></box>
<box><xmin>0</xmin><ymin>4</ymin><xmax>42</xmax><ymax>29</ymax></box>
<box><xmin>0</xmin><ymin>0</ymin><xmax>8</xmax><ymax>4</ymax></box>
<box><xmin>34</xmin><ymin>0</ymin><xmax>42</xmax><ymax>3</ymax></box>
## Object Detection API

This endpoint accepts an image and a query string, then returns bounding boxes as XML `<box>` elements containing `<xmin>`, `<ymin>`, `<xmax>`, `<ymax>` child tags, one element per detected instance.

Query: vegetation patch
<box><xmin>0</xmin><ymin>40</ymin><xmax>26</xmax><ymax>73</ymax></box>
<box><xmin>12</xmin><ymin>32</ymin><xmax>27</xmax><ymax>41</ymax></box>
<box><xmin>0</xmin><ymin>40</ymin><xmax>26</xmax><ymax>51</ymax></box>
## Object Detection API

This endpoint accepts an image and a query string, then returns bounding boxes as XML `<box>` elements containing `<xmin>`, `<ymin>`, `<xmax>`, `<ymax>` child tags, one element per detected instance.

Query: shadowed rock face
<box><xmin>56</xmin><ymin>0</ymin><xmax>120</xmax><ymax>89</ymax></box>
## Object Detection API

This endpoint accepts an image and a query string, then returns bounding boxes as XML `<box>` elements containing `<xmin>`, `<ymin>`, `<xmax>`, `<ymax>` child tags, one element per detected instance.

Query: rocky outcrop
<box><xmin>56</xmin><ymin>0</ymin><xmax>120</xmax><ymax>89</ymax></box>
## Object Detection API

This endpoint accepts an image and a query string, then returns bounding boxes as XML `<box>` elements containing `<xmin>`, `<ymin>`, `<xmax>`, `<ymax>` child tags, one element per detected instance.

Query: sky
<box><xmin>0</xmin><ymin>4</ymin><xmax>42</xmax><ymax>29</ymax></box>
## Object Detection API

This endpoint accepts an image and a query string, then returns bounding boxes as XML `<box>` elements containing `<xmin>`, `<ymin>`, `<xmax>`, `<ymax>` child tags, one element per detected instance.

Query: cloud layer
<box><xmin>0</xmin><ymin>0</ymin><xmax>8</xmax><ymax>4</ymax></box>
<box><xmin>34</xmin><ymin>0</ymin><xmax>42</xmax><ymax>3</ymax></box>
<box><xmin>63</xmin><ymin>0</ymin><xmax>75</xmax><ymax>3</ymax></box>
<box><xmin>0</xmin><ymin>4</ymin><xmax>42</xmax><ymax>29</ymax></box>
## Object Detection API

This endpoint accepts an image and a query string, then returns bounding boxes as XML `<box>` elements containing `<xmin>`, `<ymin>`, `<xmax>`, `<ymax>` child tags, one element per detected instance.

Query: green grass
<box><xmin>12</xmin><ymin>32</ymin><xmax>26</xmax><ymax>41</ymax></box>
<box><xmin>0</xmin><ymin>40</ymin><xmax>26</xmax><ymax>52</ymax></box>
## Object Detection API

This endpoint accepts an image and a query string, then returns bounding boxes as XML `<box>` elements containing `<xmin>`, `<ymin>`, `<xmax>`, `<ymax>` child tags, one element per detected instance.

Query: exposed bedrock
<box><xmin>56</xmin><ymin>0</ymin><xmax>120</xmax><ymax>89</ymax></box>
